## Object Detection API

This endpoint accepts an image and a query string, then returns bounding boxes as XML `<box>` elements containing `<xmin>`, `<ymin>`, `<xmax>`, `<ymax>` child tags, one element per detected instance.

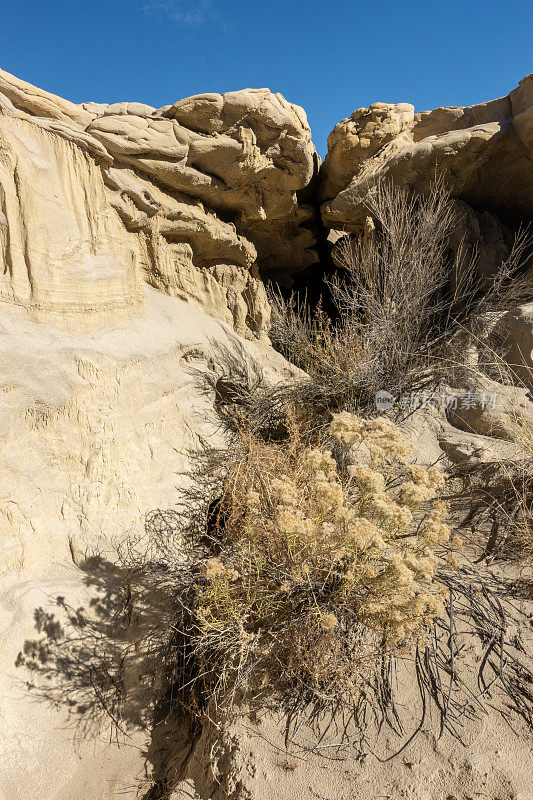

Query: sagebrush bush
<box><xmin>184</xmin><ymin>412</ymin><xmax>456</xmax><ymax>715</ymax></box>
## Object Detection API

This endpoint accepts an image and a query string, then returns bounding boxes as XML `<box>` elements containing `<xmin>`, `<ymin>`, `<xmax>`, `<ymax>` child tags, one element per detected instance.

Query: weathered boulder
<box><xmin>321</xmin><ymin>101</ymin><xmax>415</xmax><ymax>203</ymax></box>
<box><xmin>321</xmin><ymin>74</ymin><xmax>533</xmax><ymax>233</ymax></box>
<box><xmin>447</xmin><ymin>377</ymin><xmax>533</xmax><ymax>442</ymax></box>
<box><xmin>495</xmin><ymin>302</ymin><xmax>533</xmax><ymax>386</ymax></box>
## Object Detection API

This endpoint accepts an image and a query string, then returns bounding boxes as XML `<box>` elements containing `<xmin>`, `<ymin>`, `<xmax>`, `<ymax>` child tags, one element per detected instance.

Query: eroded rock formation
<box><xmin>0</xmin><ymin>68</ymin><xmax>318</xmax><ymax>799</ymax></box>
<box><xmin>320</xmin><ymin>73</ymin><xmax>533</xmax><ymax>387</ymax></box>
<box><xmin>0</xmin><ymin>69</ymin><xmax>319</xmax><ymax>338</ymax></box>
<box><xmin>1</xmin><ymin>68</ymin><xmax>533</xmax><ymax>800</ymax></box>
<box><xmin>320</xmin><ymin>74</ymin><xmax>533</xmax><ymax>233</ymax></box>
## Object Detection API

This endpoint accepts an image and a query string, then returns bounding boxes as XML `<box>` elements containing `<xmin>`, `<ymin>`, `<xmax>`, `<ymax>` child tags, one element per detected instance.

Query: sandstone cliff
<box><xmin>0</xmin><ymin>69</ymin><xmax>532</xmax><ymax>800</ymax></box>
<box><xmin>0</xmin><ymin>67</ymin><xmax>318</xmax><ymax>798</ymax></box>
<box><xmin>0</xmin><ymin>68</ymin><xmax>320</xmax><ymax>340</ymax></box>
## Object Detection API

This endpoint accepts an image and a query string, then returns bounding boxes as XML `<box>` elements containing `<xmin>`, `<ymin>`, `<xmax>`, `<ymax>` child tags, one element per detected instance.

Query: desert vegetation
<box><xmin>269</xmin><ymin>181</ymin><xmax>532</xmax><ymax>416</ymax></box>
<box><xmin>179</xmin><ymin>413</ymin><xmax>451</xmax><ymax>715</ymax></box>
<box><xmin>16</xmin><ymin>181</ymin><xmax>533</xmax><ymax>792</ymax></box>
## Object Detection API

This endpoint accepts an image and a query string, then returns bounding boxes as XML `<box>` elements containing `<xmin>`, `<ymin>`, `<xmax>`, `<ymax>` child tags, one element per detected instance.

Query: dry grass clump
<box><xmin>184</xmin><ymin>412</ymin><xmax>455</xmax><ymax>716</ymax></box>
<box><xmin>269</xmin><ymin>181</ymin><xmax>532</xmax><ymax>415</ymax></box>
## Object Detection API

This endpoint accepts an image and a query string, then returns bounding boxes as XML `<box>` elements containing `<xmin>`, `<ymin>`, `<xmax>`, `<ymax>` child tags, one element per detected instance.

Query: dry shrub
<box><xmin>184</xmin><ymin>412</ymin><xmax>456</xmax><ymax>717</ymax></box>
<box><xmin>269</xmin><ymin>181</ymin><xmax>532</xmax><ymax>415</ymax></box>
<box><xmin>488</xmin><ymin>462</ymin><xmax>533</xmax><ymax>562</ymax></box>
<box><xmin>17</xmin><ymin>408</ymin><xmax>533</xmax><ymax>767</ymax></box>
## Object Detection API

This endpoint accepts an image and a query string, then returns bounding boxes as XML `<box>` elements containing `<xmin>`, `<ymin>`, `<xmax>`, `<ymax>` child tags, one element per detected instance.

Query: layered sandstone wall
<box><xmin>0</xmin><ymin>68</ymin><xmax>316</xmax><ymax>798</ymax></box>
<box><xmin>0</xmin><ymin>68</ymin><xmax>532</xmax><ymax>800</ymax></box>
<box><xmin>0</xmin><ymin>69</ymin><xmax>321</xmax><ymax>339</ymax></box>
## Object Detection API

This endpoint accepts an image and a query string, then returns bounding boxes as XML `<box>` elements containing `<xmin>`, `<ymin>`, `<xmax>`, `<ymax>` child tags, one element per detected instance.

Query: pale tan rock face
<box><xmin>496</xmin><ymin>302</ymin><xmax>533</xmax><ymax>386</ymax></box>
<box><xmin>0</xmin><ymin>69</ymin><xmax>319</xmax><ymax>337</ymax></box>
<box><xmin>0</xmin><ymin>115</ymin><xmax>145</xmax><ymax>329</ymax></box>
<box><xmin>446</xmin><ymin>377</ymin><xmax>533</xmax><ymax>442</ymax></box>
<box><xmin>0</xmin><ymin>68</ymin><xmax>318</xmax><ymax>798</ymax></box>
<box><xmin>322</xmin><ymin>101</ymin><xmax>415</xmax><ymax>201</ymax></box>
<box><xmin>2</xmin><ymin>67</ymin><xmax>533</xmax><ymax>800</ymax></box>
<box><xmin>0</xmin><ymin>288</ymin><xmax>296</xmax><ymax>800</ymax></box>
<box><xmin>321</xmin><ymin>73</ymin><xmax>533</xmax><ymax>232</ymax></box>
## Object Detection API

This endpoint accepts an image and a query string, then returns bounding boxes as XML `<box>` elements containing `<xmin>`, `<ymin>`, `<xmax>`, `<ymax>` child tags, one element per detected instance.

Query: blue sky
<box><xmin>1</xmin><ymin>0</ymin><xmax>531</xmax><ymax>156</ymax></box>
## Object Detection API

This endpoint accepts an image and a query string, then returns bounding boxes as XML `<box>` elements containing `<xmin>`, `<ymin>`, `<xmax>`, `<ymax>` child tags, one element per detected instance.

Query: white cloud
<box><xmin>142</xmin><ymin>0</ymin><xmax>217</xmax><ymax>27</ymax></box>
